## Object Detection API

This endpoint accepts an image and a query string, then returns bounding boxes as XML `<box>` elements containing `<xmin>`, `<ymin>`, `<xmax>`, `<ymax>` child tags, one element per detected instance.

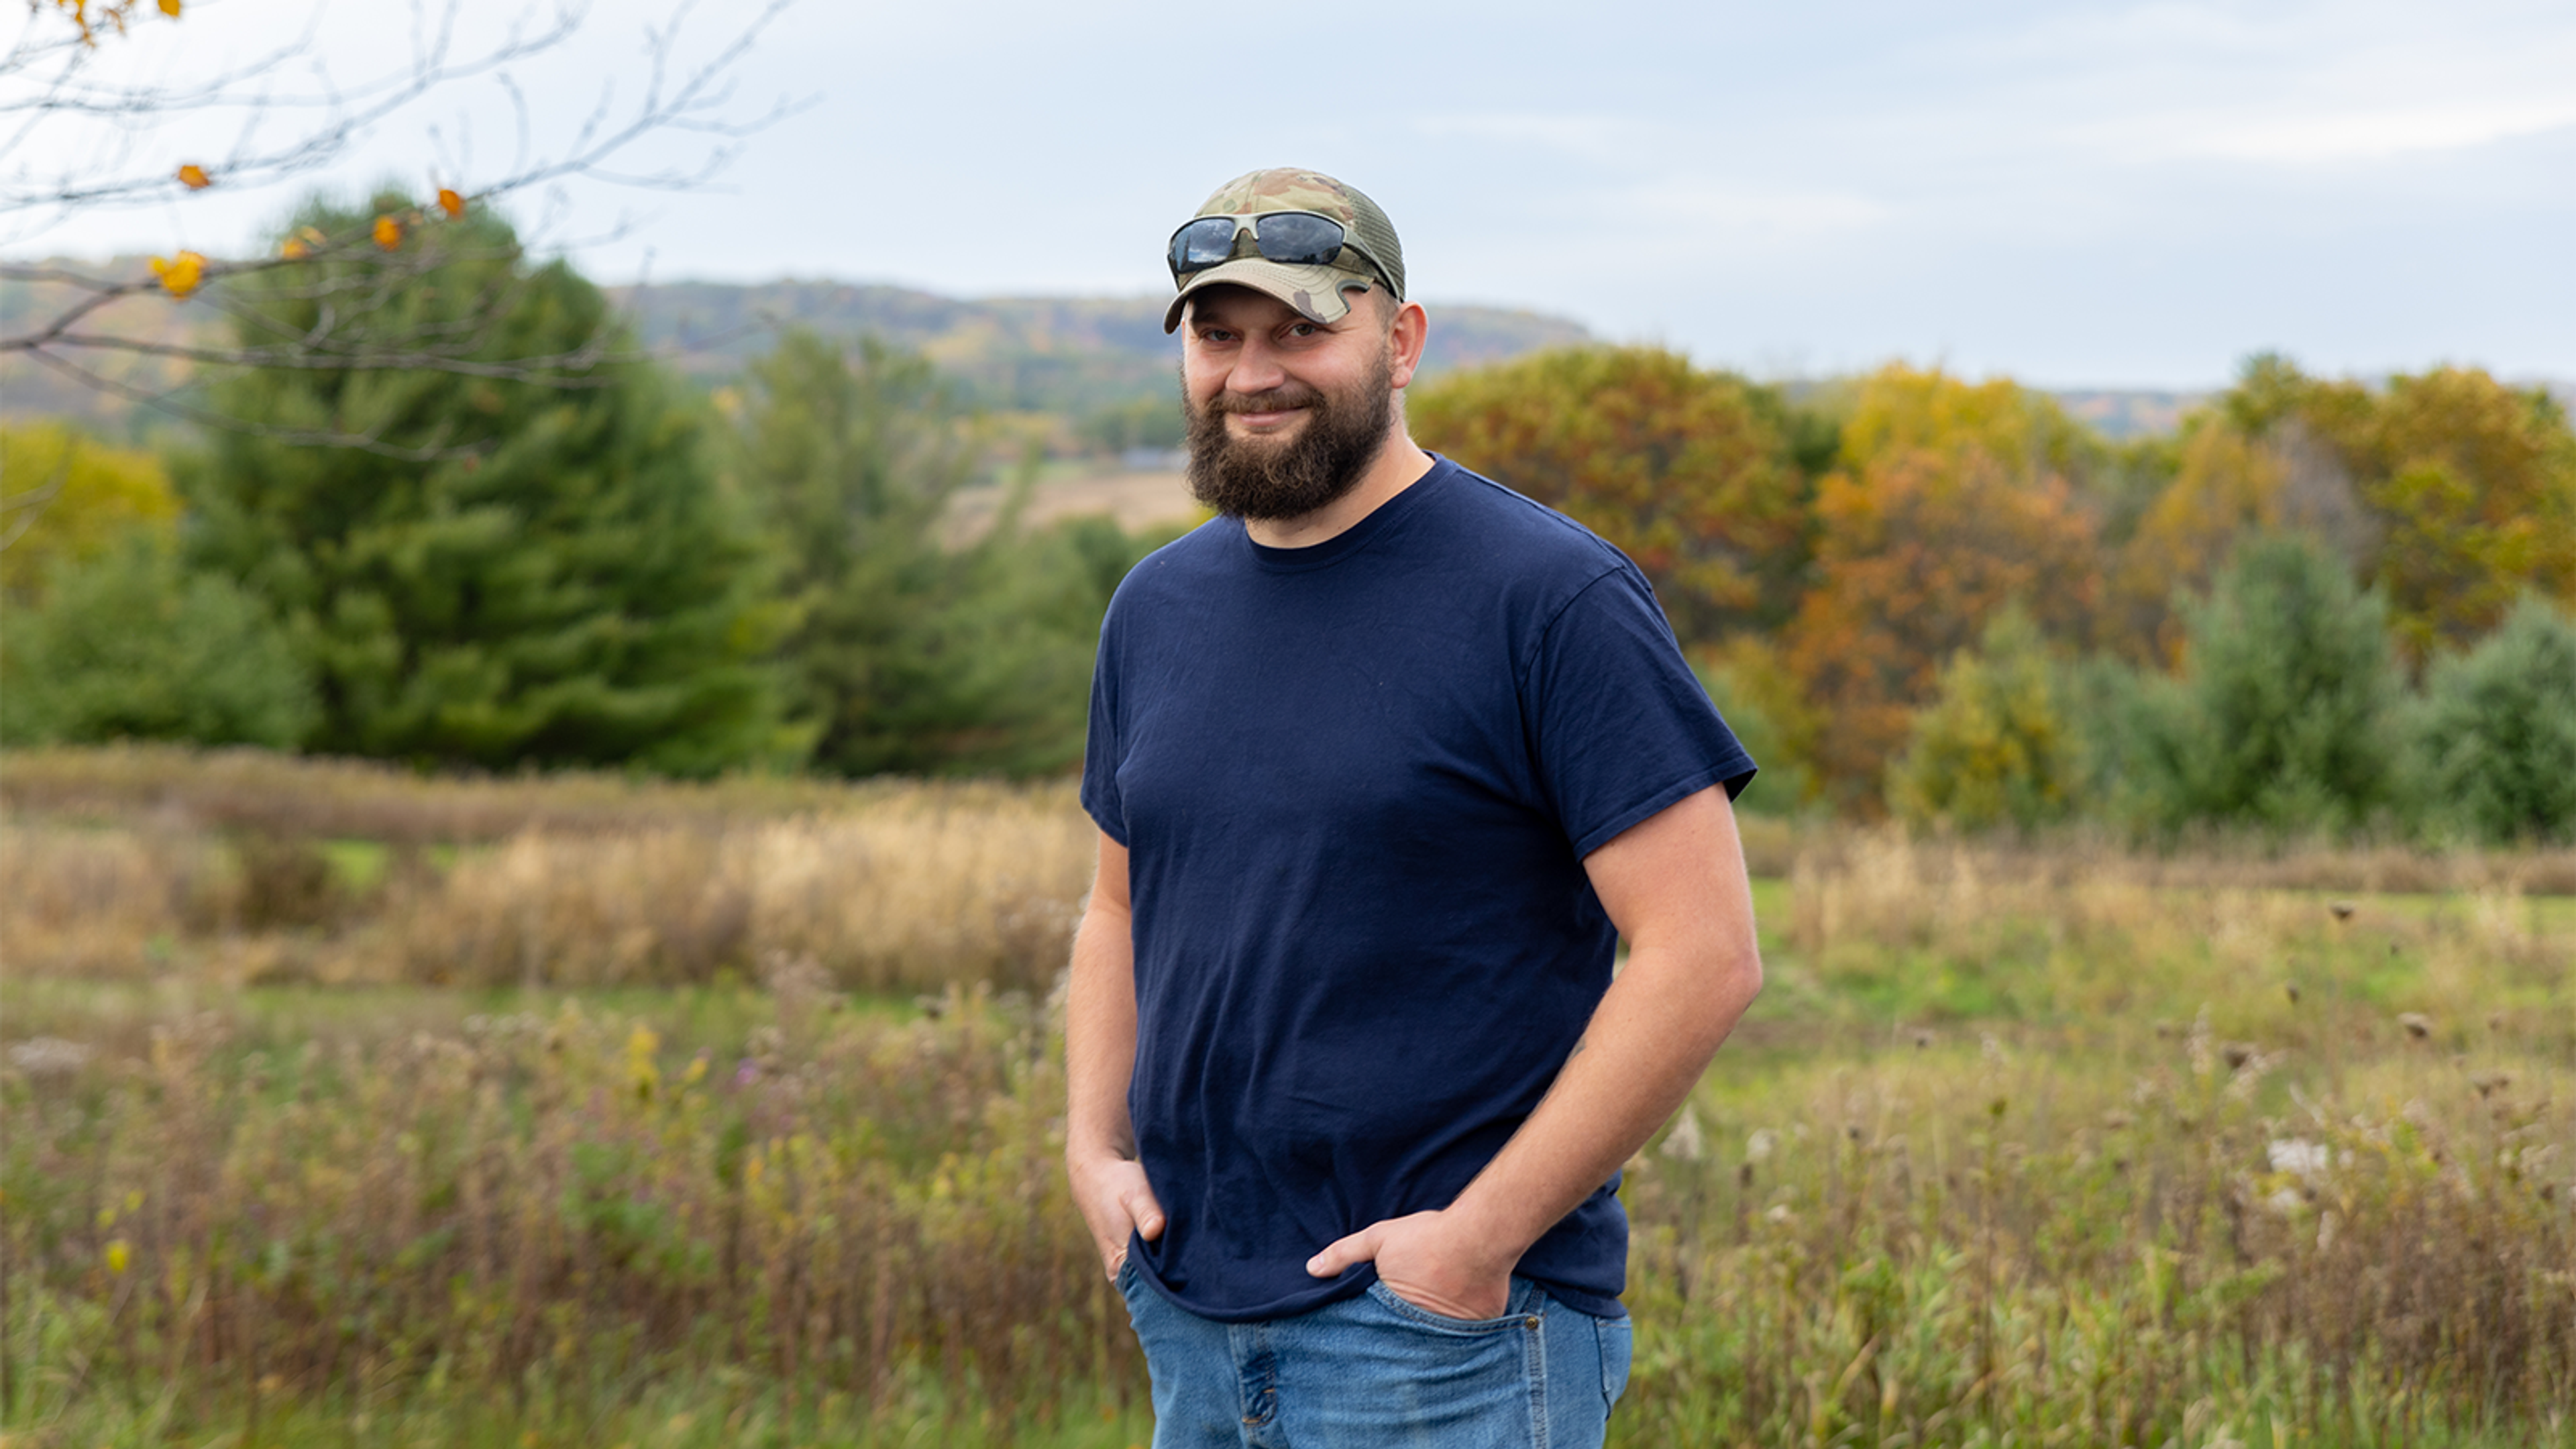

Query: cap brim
<box><xmin>1163</xmin><ymin>259</ymin><xmax>1375</xmax><ymax>333</ymax></box>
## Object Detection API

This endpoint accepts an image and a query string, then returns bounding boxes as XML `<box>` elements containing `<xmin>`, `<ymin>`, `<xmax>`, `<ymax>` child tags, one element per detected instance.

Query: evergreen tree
<box><xmin>736</xmin><ymin>330</ymin><xmax>1161</xmax><ymax>777</ymax></box>
<box><xmin>2412</xmin><ymin>597</ymin><xmax>2576</xmax><ymax>843</ymax></box>
<box><xmin>1</xmin><ymin>530</ymin><xmax>313</xmax><ymax>748</ymax></box>
<box><xmin>2120</xmin><ymin>533</ymin><xmax>2404</xmax><ymax>835</ymax></box>
<box><xmin>179</xmin><ymin>195</ymin><xmax>790</xmax><ymax>775</ymax></box>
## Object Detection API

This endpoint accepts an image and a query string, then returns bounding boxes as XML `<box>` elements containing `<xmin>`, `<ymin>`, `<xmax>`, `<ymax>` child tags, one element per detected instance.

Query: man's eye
<box><xmin>1287</xmin><ymin>323</ymin><xmax>1318</xmax><ymax>337</ymax></box>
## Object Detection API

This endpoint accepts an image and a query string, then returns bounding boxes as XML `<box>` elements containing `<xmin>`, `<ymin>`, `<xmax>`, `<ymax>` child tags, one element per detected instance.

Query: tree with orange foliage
<box><xmin>2105</xmin><ymin>411</ymin><xmax>2376</xmax><ymax>663</ymax></box>
<box><xmin>2114</xmin><ymin>357</ymin><xmax>2576</xmax><ymax>667</ymax></box>
<box><xmin>1782</xmin><ymin>366</ymin><xmax>2103</xmax><ymax>807</ymax></box>
<box><xmin>2334</xmin><ymin>368</ymin><xmax>2576</xmax><ymax>661</ymax></box>
<box><xmin>1409</xmin><ymin>345</ymin><xmax>1813</xmax><ymax>642</ymax></box>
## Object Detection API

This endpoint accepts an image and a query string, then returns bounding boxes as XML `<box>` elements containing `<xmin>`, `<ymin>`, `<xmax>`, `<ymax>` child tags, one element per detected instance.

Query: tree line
<box><xmin>5</xmin><ymin>195</ymin><xmax>2572</xmax><ymax>843</ymax></box>
<box><xmin>1411</xmin><ymin>350</ymin><xmax>2576</xmax><ymax>843</ymax></box>
<box><xmin>2</xmin><ymin>195</ymin><xmax>1172</xmax><ymax>781</ymax></box>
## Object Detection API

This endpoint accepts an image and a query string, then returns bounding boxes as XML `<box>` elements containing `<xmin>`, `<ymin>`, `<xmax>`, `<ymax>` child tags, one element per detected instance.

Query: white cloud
<box><xmin>2178</xmin><ymin>100</ymin><xmax>2576</xmax><ymax>163</ymax></box>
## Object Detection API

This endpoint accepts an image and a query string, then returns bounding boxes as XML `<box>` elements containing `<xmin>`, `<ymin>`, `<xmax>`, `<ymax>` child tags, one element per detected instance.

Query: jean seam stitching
<box><xmin>1527</xmin><ymin>1292</ymin><xmax>1550</xmax><ymax>1449</ymax></box>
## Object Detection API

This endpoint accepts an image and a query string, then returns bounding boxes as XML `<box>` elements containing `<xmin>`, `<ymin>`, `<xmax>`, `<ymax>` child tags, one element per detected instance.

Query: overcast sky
<box><xmin>8</xmin><ymin>0</ymin><xmax>2571</xmax><ymax>388</ymax></box>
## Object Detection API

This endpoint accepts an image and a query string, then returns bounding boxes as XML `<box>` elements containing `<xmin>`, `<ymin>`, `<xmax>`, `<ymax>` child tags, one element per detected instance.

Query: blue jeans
<box><xmin>1117</xmin><ymin>1259</ymin><xmax>1631</xmax><ymax>1448</ymax></box>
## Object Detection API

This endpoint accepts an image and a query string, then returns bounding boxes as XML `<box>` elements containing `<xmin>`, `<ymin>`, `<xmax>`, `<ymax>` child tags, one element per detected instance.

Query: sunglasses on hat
<box><xmin>1167</xmin><ymin>211</ymin><xmax>1393</xmax><ymax>292</ymax></box>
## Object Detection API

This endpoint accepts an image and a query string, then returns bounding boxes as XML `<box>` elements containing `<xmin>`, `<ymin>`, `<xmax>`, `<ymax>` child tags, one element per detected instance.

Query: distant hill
<box><xmin>13</xmin><ymin>260</ymin><xmax>2562</xmax><ymax>444</ymax></box>
<box><xmin>604</xmin><ymin>280</ymin><xmax>1596</xmax><ymax>417</ymax></box>
<box><xmin>2051</xmin><ymin>389</ymin><xmax>2206</xmax><ymax>440</ymax></box>
<box><xmin>0</xmin><ymin>263</ymin><xmax>1595</xmax><ymax>432</ymax></box>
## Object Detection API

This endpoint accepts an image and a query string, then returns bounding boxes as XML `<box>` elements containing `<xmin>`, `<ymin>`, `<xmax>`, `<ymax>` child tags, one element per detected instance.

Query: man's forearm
<box><xmin>1448</xmin><ymin>932</ymin><xmax>1760</xmax><ymax>1260</ymax></box>
<box><xmin>1063</xmin><ymin>833</ymin><xmax>1166</xmax><ymax>1277</ymax></box>
<box><xmin>1064</xmin><ymin>894</ymin><xmax>1140</xmax><ymax>1162</ymax></box>
<box><xmin>1330</xmin><ymin>784</ymin><xmax>1766</xmax><ymax>1288</ymax></box>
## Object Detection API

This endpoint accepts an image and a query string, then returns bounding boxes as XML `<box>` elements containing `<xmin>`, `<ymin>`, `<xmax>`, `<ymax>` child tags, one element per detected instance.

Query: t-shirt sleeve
<box><xmin>1523</xmin><ymin>564</ymin><xmax>1756</xmax><ymax>859</ymax></box>
<box><xmin>1079</xmin><ymin>610</ymin><xmax>1128</xmax><ymax>847</ymax></box>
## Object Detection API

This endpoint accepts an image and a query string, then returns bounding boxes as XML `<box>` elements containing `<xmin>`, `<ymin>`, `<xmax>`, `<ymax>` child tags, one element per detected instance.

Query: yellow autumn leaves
<box><xmin>49</xmin><ymin>0</ymin><xmax>181</xmax><ymax>46</ymax></box>
<box><xmin>149</xmin><ymin>250</ymin><xmax>205</xmax><ymax>297</ymax></box>
<box><xmin>150</xmin><ymin>189</ymin><xmax>473</xmax><ymax>295</ymax></box>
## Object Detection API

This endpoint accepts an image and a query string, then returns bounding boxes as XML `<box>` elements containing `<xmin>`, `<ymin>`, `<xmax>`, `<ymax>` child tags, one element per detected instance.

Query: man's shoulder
<box><xmin>1103</xmin><ymin>514</ymin><xmax>1238</xmax><ymax>609</ymax></box>
<box><xmin>1421</xmin><ymin>457</ymin><xmax>1635</xmax><ymax>584</ymax></box>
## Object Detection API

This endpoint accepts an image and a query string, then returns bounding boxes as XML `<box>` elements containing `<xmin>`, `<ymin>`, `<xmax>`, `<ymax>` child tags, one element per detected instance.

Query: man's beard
<box><xmin>1183</xmin><ymin>352</ymin><xmax>1395</xmax><ymax>522</ymax></box>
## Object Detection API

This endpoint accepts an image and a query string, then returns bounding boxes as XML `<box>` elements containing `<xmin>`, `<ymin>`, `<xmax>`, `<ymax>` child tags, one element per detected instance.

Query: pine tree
<box><xmin>180</xmin><ymin>195</ymin><xmax>791</xmax><ymax>775</ymax></box>
<box><xmin>735</xmin><ymin>330</ymin><xmax>1151</xmax><ymax>777</ymax></box>
<box><xmin>2121</xmin><ymin>533</ymin><xmax>2404</xmax><ymax>835</ymax></box>
<box><xmin>2413</xmin><ymin>597</ymin><xmax>2576</xmax><ymax>843</ymax></box>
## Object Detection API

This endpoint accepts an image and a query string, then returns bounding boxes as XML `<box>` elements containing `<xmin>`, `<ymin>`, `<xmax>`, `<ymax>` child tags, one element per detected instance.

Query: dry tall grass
<box><xmin>4</xmin><ymin>748</ymin><xmax>2571</xmax><ymax>1444</ymax></box>
<box><xmin>3</xmin><ymin>755</ymin><xmax>1093</xmax><ymax>995</ymax></box>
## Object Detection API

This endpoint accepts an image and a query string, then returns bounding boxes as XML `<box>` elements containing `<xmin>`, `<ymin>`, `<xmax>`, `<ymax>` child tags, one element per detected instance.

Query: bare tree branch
<box><xmin>0</xmin><ymin>0</ymin><xmax>808</xmax><ymax>439</ymax></box>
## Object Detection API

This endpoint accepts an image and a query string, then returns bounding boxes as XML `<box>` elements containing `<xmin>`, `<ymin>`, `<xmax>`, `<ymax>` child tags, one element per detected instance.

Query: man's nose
<box><xmin>1225</xmin><ymin>333</ymin><xmax>1288</xmax><ymax>394</ymax></box>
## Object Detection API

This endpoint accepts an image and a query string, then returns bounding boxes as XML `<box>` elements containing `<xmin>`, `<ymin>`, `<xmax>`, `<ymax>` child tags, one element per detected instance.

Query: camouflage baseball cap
<box><xmin>1162</xmin><ymin>166</ymin><xmax>1405</xmax><ymax>334</ymax></box>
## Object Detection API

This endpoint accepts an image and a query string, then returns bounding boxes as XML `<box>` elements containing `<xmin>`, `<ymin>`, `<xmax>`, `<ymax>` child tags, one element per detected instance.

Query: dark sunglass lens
<box><xmin>1251</xmin><ymin>213</ymin><xmax>1344</xmax><ymax>266</ymax></box>
<box><xmin>1172</xmin><ymin>219</ymin><xmax>1242</xmax><ymax>272</ymax></box>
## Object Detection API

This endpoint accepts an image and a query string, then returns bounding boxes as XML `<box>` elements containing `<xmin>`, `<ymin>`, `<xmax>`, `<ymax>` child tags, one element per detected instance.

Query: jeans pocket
<box><xmin>1362</xmin><ymin>1278</ymin><xmax>1535</xmax><ymax>1334</ymax></box>
<box><xmin>1597</xmin><ymin>1311</ymin><xmax>1633</xmax><ymax>1409</ymax></box>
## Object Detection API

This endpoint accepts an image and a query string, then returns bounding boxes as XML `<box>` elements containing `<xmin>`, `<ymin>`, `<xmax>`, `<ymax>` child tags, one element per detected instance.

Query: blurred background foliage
<box><xmin>5</xmin><ymin>200</ymin><xmax>2575</xmax><ymax>845</ymax></box>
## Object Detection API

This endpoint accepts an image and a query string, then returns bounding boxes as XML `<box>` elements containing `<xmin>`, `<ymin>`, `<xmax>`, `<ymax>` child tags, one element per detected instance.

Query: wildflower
<box><xmin>1745</xmin><ymin>1128</ymin><xmax>1778</xmax><ymax>1164</ymax></box>
<box><xmin>2268</xmin><ymin>1138</ymin><xmax>2332</xmax><ymax>1179</ymax></box>
<box><xmin>7</xmin><ymin>1037</ymin><xmax>93</xmax><ymax>1077</ymax></box>
<box><xmin>2398</xmin><ymin>1012</ymin><xmax>2434</xmax><ymax>1041</ymax></box>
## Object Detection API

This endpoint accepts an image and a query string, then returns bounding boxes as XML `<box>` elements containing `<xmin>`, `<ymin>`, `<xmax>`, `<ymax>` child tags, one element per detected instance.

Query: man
<box><xmin>1065</xmin><ymin>166</ymin><xmax>1764</xmax><ymax>1448</ymax></box>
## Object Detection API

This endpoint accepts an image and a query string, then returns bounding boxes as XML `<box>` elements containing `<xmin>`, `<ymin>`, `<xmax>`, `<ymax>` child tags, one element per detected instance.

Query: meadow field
<box><xmin>3</xmin><ymin>747</ymin><xmax>2571</xmax><ymax>1448</ymax></box>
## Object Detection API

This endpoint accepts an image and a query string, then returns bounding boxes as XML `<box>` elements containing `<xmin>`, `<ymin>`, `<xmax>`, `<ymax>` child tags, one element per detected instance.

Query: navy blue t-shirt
<box><xmin>1080</xmin><ymin>456</ymin><xmax>1753</xmax><ymax>1323</ymax></box>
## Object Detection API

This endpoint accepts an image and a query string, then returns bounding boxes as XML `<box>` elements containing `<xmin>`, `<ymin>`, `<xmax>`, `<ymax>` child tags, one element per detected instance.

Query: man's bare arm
<box><xmin>1305</xmin><ymin>784</ymin><xmax>1763</xmax><ymax>1318</ymax></box>
<box><xmin>1064</xmin><ymin>829</ymin><xmax>1166</xmax><ymax>1279</ymax></box>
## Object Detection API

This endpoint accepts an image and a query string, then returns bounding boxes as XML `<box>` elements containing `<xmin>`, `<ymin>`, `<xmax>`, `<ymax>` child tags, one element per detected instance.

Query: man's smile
<box><xmin>1226</xmin><ymin>407</ymin><xmax>1309</xmax><ymax>433</ymax></box>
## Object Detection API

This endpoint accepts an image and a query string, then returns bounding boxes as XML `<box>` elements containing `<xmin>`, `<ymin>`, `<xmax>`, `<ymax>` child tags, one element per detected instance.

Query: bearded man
<box><xmin>1065</xmin><ymin>166</ymin><xmax>1766</xmax><ymax>1448</ymax></box>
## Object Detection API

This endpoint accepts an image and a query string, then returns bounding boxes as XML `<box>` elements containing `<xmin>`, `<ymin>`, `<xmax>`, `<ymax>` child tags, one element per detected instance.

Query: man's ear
<box><xmin>1385</xmin><ymin>297</ymin><xmax>1429</xmax><ymax>390</ymax></box>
